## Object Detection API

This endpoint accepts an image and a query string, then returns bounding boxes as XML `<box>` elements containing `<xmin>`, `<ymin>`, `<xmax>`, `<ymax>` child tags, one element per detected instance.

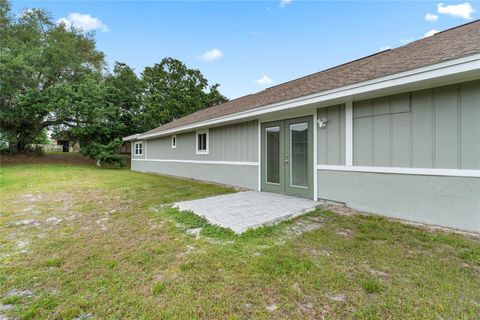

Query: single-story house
<box><xmin>124</xmin><ymin>21</ymin><xmax>480</xmax><ymax>233</ymax></box>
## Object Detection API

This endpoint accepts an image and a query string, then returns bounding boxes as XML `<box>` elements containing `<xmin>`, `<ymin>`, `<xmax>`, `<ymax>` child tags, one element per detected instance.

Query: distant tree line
<box><xmin>0</xmin><ymin>0</ymin><xmax>227</xmax><ymax>165</ymax></box>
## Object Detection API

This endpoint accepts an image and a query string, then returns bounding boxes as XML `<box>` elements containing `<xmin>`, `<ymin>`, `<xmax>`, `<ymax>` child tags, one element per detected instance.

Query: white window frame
<box><xmin>171</xmin><ymin>135</ymin><xmax>177</xmax><ymax>149</ymax></box>
<box><xmin>134</xmin><ymin>141</ymin><xmax>143</xmax><ymax>156</ymax></box>
<box><xmin>195</xmin><ymin>129</ymin><xmax>209</xmax><ymax>155</ymax></box>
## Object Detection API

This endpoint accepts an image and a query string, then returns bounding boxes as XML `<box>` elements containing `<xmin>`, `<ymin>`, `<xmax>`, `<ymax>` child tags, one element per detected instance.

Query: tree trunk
<box><xmin>8</xmin><ymin>140</ymin><xmax>18</xmax><ymax>154</ymax></box>
<box><xmin>96</xmin><ymin>159</ymin><xmax>101</xmax><ymax>167</ymax></box>
<box><xmin>17</xmin><ymin>142</ymin><xmax>26</xmax><ymax>153</ymax></box>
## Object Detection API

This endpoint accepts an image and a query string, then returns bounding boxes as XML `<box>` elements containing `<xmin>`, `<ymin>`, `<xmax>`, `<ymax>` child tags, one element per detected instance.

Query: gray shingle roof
<box><xmin>143</xmin><ymin>20</ymin><xmax>480</xmax><ymax>136</ymax></box>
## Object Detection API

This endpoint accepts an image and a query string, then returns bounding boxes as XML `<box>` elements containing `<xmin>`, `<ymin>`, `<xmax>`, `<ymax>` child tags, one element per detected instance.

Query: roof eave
<box><xmin>138</xmin><ymin>53</ymin><xmax>480</xmax><ymax>140</ymax></box>
<box><xmin>122</xmin><ymin>134</ymin><xmax>141</xmax><ymax>141</ymax></box>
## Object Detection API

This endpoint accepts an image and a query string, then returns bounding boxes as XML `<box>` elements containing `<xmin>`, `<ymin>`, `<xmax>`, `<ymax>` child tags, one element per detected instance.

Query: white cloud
<box><xmin>199</xmin><ymin>48</ymin><xmax>223</xmax><ymax>61</ymax></box>
<box><xmin>255</xmin><ymin>75</ymin><xmax>273</xmax><ymax>86</ymax></box>
<box><xmin>280</xmin><ymin>0</ymin><xmax>293</xmax><ymax>8</ymax></box>
<box><xmin>399</xmin><ymin>38</ymin><xmax>415</xmax><ymax>45</ymax></box>
<box><xmin>380</xmin><ymin>46</ymin><xmax>392</xmax><ymax>51</ymax></box>
<box><xmin>424</xmin><ymin>29</ymin><xmax>440</xmax><ymax>37</ymax></box>
<box><xmin>425</xmin><ymin>12</ymin><xmax>439</xmax><ymax>21</ymax></box>
<box><xmin>58</xmin><ymin>13</ymin><xmax>109</xmax><ymax>32</ymax></box>
<box><xmin>437</xmin><ymin>2</ymin><xmax>475</xmax><ymax>19</ymax></box>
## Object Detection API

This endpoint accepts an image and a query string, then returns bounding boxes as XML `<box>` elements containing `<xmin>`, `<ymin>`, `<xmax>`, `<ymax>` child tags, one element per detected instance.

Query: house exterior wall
<box><xmin>317</xmin><ymin>170</ymin><xmax>479</xmax><ymax>232</ymax></box>
<box><xmin>316</xmin><ymin>79</ymin><xmax>480</xmax><ymax>232</ymax></box>
<box><xmin>352</xmin><ymin>80</ymin><xmax>480</xmax><ymax>169</ymax></box>
<box><xmin>131</xmin><ymin>160</ymin><xmax>258</xmax><ymax>189</ymax></box>
<box><xmin>129</xmin><ymin>79</ymin><xmax>479</xmax><ymax>232</ymax></box>
<box><xmin>146</xmin><ymin>120</ymin><xmax>258</xmax><ymax>162</ymax></box>
<box><xmin>317</xmin><ymin>104</ymin><xmax>346</xmax><ymax>165</ymax></box>
<box><xmin>131</xmin><ymin>120</ymin><xmax>259</xmax><ymax>189</ymax></box>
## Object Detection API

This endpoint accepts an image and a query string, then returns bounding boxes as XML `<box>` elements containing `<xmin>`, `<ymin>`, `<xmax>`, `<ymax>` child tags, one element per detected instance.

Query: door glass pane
<box><xmin>290</xmin><ymin>123</ymin><xmax>308</xmax><ymax>187</ymax></box>
<box><xmin>266</xmin><ymin>127</ymin><xmax>280</xmax><ymax>184</ymax></box>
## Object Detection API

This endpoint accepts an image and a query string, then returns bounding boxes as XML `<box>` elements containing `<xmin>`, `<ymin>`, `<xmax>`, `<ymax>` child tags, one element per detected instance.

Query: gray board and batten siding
<box><xmin>317</xmin><ymin>104</ymin><xmax>346</xmax><ymax>166</ymax></box>
<box><xmin>316</xmin><ymin>80</ymin><xmax>480</xmax><ymax>232</ymax></box>
<box><xmin>351</xmin><ymin>80</ymin><xmax>480</xmax><ymax>170</ymax></box>
<box><xmin>146</xmin><ymin>120</ymin><xmax>258</xmax><ymax>162</ymax></box>
<box><xmin>131</xmin><ymin>120</ymin><xmax>259</xmax><ymax>189</ymax></box>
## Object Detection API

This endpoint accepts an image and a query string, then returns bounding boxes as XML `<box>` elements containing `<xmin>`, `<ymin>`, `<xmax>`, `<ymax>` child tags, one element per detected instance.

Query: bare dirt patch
<box><xmin>325</xmin><ymin>205</ymin><xmax>357</xmax><ymax>215</ymax></box>
<box><xmin>336</xmin><ymin>228</ymin><xmax>353</xmax><ymax>237</ymax></box>
<box><xmin>186</xmin><ymin>227</ymin><xmax>202</xmax><ymax>239</ymax></box>
<box><xmin>285</xmin><ymin>215</ymin><xmax>328</xmax><ymax>236</ymax></box>
<box><xmin>328</xmin><ymin>293</ymin><xmax>347</xmax><ymax>302</ymax></box>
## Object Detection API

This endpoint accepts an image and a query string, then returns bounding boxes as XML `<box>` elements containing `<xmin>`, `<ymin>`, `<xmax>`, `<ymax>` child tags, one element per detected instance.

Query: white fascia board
<box><xmin>132</xmin><ymin>159</ymin><xmax>258</xmax><ymax>166</ymax></box>
<box><xmin>138</xmin><ymin>54</ymin><xmax>480</xmax><ymax>140</ymax></box>
<box><xmin>316</xmin><ymin>165</ymin><xmax>480</xmax><ymax>178</ymax></box>
<box><xmin>123</xmin><ymin>134</ymin><xmax>140</xmax><ymax>141</ymax></box>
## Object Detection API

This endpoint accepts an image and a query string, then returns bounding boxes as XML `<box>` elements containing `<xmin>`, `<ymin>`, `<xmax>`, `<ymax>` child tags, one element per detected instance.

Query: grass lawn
<box><xmin>1</xmin><ymin>156</ymin><xmax>479</xmax><ymax>319</ymax></box>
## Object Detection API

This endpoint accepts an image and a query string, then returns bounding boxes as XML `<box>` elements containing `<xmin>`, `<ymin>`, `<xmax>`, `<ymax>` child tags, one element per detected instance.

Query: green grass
<box><xmin>2</xmin><ymin>295</ymin><xmax>22</xmax><ymax>305</ymax></box>
<box><xmin>360</xmin><ymin>279</ymin><xmax>384</xmax><ymax>294</ymax></box>
<box><xmin>1</xmin><ymin>160</ymin><xmax>479</xmax><ymax>319</ymax></box>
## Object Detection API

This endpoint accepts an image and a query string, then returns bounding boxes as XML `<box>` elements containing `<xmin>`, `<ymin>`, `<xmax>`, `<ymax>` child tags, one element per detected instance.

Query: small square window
<box><xmin>171</xmin><ymin>135</ymin><xmax>177</xmax><ymax>149</ymax></box>
<box><xmin>134</xmin><ymin>142</ymin><xmax>143</xmax><ymax>155</ymax></box>
<box><xmin>196</xmin><ymin>129</ymin><xmax>209</xmax><ymax>154</ymax></box>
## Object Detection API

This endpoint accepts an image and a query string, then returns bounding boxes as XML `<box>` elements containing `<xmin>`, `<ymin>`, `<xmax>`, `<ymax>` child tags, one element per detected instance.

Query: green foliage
<box><xmin>104</xmin><ymin>62</ymin><xmax>144</xmax><ymax>136</ymax></box>
<box><xmin>1</xmin><ymin>2</ymin><xmax>228</xmax><ymax>154</ymax></box>
<box><xmin>81</xmin><ymin>138</ymin><xmax>124</xmax><ymax>168</ymax></box>
<box><xmin>27</xmin><ymin>145</ymin><xmax>45</xmax><ymax>156</ymax></box>
<box><xmin>142</xmin><ymin>57</ymin><xmax>227</xmax><ymax>130</ymax></box>
<box><xmin>0</xmin><ymin>1</ymin><xmax>105</xmax><ymax>152</ymax></box>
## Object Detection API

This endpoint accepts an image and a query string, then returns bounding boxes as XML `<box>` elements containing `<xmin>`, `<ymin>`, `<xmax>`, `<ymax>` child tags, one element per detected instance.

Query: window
<box><xmin>134</xmin><ymin>142</ymin><xmax>143</xmax><ymax>155</ymax></box>
<box><xmin>171</xmin><ymin>135</ymin><xmax>177</xmax><ymax>148</ymax></box>
<box><xmin>196</xmin><ymin>129</ymin><xmax>209</xmax><ymax>154</ymax></box>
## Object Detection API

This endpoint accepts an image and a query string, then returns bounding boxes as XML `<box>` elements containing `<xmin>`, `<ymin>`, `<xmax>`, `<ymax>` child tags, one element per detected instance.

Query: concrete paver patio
<box><xmin>173</xmin><ymin>191</ymin><xmax>321</xmax><ymax>233</ymax></box>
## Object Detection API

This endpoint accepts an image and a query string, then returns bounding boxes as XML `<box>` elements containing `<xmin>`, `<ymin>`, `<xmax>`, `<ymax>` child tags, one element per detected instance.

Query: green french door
<box><xmin>261</xmin><ymin>116</ymin><xmax>313</xmax><ymax>198</ymax></box>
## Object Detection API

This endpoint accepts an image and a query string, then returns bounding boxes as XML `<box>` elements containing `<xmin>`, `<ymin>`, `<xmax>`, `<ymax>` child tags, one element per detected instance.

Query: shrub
<box><xmin>81</xmin><ymin>139</ymin><xmax>124</xmax><ymax>168</ymax></box>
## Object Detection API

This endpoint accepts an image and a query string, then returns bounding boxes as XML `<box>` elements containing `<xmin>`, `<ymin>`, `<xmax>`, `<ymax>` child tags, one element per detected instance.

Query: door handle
<box><xmin>284</xmin><ymin>159</ymin><xmax>289</xmax><ymax>163</ymax></box>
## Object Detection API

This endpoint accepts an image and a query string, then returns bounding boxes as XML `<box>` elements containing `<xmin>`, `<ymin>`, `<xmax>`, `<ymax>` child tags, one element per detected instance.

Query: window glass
<box><xmin>290</xmin><ymin>123</ymin><xmax>308</xmax><ymax>187</ymax></box>
<box><xmin>266</xmin><ymin>127</ymin><xmax>280</xmax><ymax>184</ymax></box>
<box><xmin>135</xmin><ymin>142</ymin><xmax>143</xmax><ymax>155</ymax></box>
<box><xmin>197</xmin><ymin>133</ymin><xmax>207</xmax><ymax>151</ymax></box>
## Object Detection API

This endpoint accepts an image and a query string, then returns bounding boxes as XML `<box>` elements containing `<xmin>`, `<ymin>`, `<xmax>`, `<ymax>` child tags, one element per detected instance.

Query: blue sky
<box><xmin>11</xmin><ymin>1</ymin><xmax>478</xmax><ymax>99</ymax></box>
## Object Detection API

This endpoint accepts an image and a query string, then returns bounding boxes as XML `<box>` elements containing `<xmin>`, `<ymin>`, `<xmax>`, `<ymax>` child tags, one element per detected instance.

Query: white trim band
<box><xmin>133</xmin><ymin>159</ymin><xmax>259</xmax><ymax>166</ymax></box>
<box><xmin>316</xmin><ymin>165</ymin><xmax>480</xmax><ymax>178</ymax></box>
